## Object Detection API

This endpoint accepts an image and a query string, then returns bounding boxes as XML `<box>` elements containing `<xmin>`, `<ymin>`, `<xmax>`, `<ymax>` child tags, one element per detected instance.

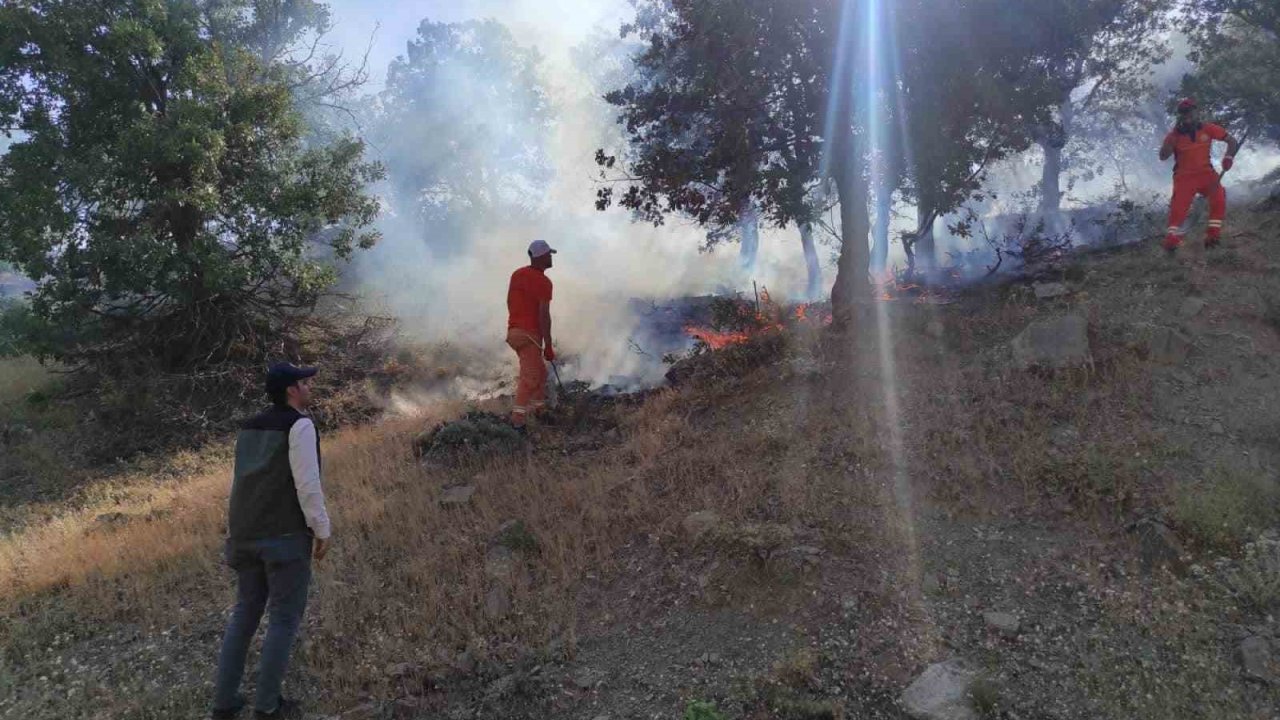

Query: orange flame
<box><xmin>684</xmin><ymin>325</ymin><xmax>752</xmax><ymax>350</ymax></box>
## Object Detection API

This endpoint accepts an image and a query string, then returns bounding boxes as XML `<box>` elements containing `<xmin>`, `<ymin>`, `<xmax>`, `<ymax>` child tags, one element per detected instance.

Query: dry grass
<box><xmin>0</xmin><ymin>349</ymin><xmax>902</xmax><ymax>717</ymax></box>
<box><xmin>0</xmin><ymin>355</ymin><xmax>51</xmax><ymax>404</ymax></box>
<box><xmin>4</xmin><ymin>207</ymin><xmax>1279</xmax><ymax>718</ymax></box>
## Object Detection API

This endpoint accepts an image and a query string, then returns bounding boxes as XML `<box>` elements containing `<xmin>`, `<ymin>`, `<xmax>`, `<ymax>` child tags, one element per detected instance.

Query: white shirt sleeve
<box><xmin>288</xmin><ymin>418</ymin><xmax>331</xmax><ymax>540</ymax></box>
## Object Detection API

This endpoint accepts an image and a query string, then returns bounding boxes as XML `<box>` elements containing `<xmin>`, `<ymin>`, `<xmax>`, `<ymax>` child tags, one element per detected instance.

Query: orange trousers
<box><xmin>1166</xmin><ymin>170</ymin><xmax>1226</xmax><ymax>245</ymax></box>
<box><xmin>506</xmin><ymin>329</ymin><xmax>546</xmax><ymax>424</ymax></box>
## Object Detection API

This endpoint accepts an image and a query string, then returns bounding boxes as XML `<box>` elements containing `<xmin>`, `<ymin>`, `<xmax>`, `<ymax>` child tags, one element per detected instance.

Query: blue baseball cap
<box><xmin>265</xmin><ymin>362</ymin><xmax>317</xmax><ymax>395</ymax></box>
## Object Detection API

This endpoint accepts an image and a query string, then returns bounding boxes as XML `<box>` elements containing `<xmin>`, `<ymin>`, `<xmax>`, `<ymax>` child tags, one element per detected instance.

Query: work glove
<box><xmin>543</xmin><ymin>344</ymin><xmax>555</xmax><ymax>362</ymax></box>
<box><xmin>1222</xmin><ymin>155</ymin><xmax>1234</xmax><ymax>172</ymax></box>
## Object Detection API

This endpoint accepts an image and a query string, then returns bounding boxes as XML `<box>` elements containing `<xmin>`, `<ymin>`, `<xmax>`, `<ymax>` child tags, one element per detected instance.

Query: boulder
<box><xmin>1148</xmin><ymin>326</ymin><xmax>1192</xmax><ymax>365</ymax></box>
<box><xmin>336</xmin><ymin>704</ymin><xmax>378</xmax><ymax>720</ymax></box>
<box><xmin>1179</xmin><ymin>297</ymin><xmax>1207</xmax><ymax>321</ymax></box>
<box><xmin>386</xmin><ymin>662</ymin><xmax>424</xmax><ymax>679</ymax></box>
<box><xmin>901</xmin><ymin>659</ymin><xmax>978</xmax><ymax>720</ymax></box>
<box><xmin>1128</xmin><ymin>518</ymin><xmax>1186</xmax><ymax>572</ymax></box>
<box><xmin>681</xmin><ymin>511</ymin><xmax>722</xmax><ymax>540</ymax></box>
<box><xmin>1240</xmin><ymin>636</ymin><xmax>1276</xmax><ymax>683</ymax></box>
<box><xmin>1010</xmin><ymin>314</ymin><xmax>1091</xmax><ymax>369</ymax></box>
<box><xmin>439</xmin><ymin>485</ymin><xmax>476</xmax><ymax>508</ymax></box>
<box><xmin>983</xmin><ymin>611</ymin><xmax>1020</xmax><ymax>637</ymax></box>
<box><xmin>1033</xmin><ymin>282</ymin><xmax>1070</xmax><ymax>300</ymax></box>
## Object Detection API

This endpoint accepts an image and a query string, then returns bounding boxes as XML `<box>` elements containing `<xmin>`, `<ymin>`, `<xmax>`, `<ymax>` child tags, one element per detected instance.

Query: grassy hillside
<box><xmin>2</xmin><ymin>207</ymin><xmax>1279</xmax><ymax>719</ymax></box>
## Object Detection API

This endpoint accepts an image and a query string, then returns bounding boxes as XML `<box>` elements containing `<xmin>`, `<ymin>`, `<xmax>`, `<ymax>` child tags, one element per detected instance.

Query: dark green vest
<box><xmin>228</xmin><ymin>407</ymin><xmax>316</xmax><ymax>541</ymax></box>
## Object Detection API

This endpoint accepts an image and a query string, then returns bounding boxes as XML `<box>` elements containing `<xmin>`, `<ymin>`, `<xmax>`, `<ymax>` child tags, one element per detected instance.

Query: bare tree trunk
<box><xmin>1039</xmin><ymin>96</ymin><xmax>1074</xmax><ymax>223</ymax></box>
<box><xmin>831</xmin><ymin>161</ymin><xmax>871</xmax><ymax>329</ymax></box>
<box><xmin>871</xmin><ymin>174</ymin><xmax>893</xmax><ymax>275</ymax></box>
<box><xmin>799</xmin><ymin>222</ymin><xmax>822</xmax><ymax>301</ymax></box>
<box><xmin>914</xmin><ymin>200</ymin><xmax>936</xmax><ymax>272</ymax></box>
<box><xmin>739</xmin><ymin>202</ymin><xmax>760</xmax><ymax>274</ymax></box>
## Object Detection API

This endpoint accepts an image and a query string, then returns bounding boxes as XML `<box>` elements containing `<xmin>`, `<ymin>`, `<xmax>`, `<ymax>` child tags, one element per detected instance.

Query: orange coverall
<box><xmin>1164</xmin><ymin>122</ymin><xmax>1229</xmax><ymax>249</ymax></box>
<box><xmin>506</xmin><ymin>266</ymin><xmax>552</xmax><ymax>423</ymax></box>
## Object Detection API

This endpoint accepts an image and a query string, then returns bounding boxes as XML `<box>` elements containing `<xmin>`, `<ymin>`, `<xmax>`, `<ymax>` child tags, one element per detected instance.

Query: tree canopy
<box><xmin>374</xmin><ymin>19</ymin><xmax>554</xmax><ymax>253</ymax></box>
<box><xmin>0</xmin><ymin>0</ymin><xmax>384</xmax><ymax>371</ymax></box>
<box><xmin>1183</xmin><ymin>0</ymin><xmax>1280</xmax><ymax>147</ymax></box>
<box><xmin>596</xmin><ymin>0</ymin><xmax>1067</xmax><ymax>318</ymax></box>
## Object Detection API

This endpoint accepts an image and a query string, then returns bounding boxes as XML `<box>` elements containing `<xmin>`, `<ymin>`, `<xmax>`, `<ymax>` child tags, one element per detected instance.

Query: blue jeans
<box><xmin>212</xmin><ymin>534</ymin><xmax>312</xmax><ymax>714</ymax></box>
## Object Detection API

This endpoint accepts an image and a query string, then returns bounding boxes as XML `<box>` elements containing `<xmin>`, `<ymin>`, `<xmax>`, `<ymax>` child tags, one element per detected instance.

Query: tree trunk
<box><xmin>1039</xmin><ymin>96</ymin><xmax>1074</xmax><ymax>221</ymax></box>
<box><xmin>830</xmin><ymin>163</ymin><xmax>871</xmax><ymax>329</ymax></box>
<box><xmin>739</xmin><ymin>202</ymin><xmax>760</xmax><ymax>274</ymax></box>
<box><xmin>799</xmin><ymin>222</ymin><xmax>822</xmax><ymax>301</ymax></box>
<box><xmin>914</xmin><ymin>200</ymin><xmax>936</xmax><ymax>273</ymax></box>
<box><xmin>871</xmin><ymin>175</ymin><xmax>893</xmax><ymax>276</ymax></box>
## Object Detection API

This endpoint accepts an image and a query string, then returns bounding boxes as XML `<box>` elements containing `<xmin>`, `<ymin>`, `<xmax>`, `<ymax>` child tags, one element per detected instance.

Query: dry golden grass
<box><xmin>0</xmin><ymin>356</ymin><xmax>903</xmax><ymax>716</ymax></box>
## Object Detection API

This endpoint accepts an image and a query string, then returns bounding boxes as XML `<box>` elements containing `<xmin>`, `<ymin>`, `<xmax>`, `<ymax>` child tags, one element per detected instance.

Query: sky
<box><xmin>324</xmin><ymin>0</ymin><xmax>631</xmax><ymax>90</ymax></box>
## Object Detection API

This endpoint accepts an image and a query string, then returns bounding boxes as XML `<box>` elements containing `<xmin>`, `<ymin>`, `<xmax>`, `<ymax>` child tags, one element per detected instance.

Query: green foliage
<box><xmin>1183</xmin><ymin>2</ymin><xmax>1280</xmax><ymax>145</ymax></box>
<box><xmin>0</xmin><ymin>299</ymin><xmax>36</xmax><ymax>357</ymax></box>
<box><xmin>415</xmin><ymin>410</ymin><xmax>524</xmax><ymax>459</ymax></box>
<box><xmin>0</xmin><ymin>0</ymin><xmax>384</xmax><ymax>371</ymax></box>
<box><xmin>969</xmin><ymin>675</ymin><xmax>1003</xmax><ymax>718</ymax></box>
<box><xmin>1172</xmin><ymin>458</ymin><xmax>1280</xmax><ymax>553</ymax></box>
<box><xmin>1216</xmin><ymin>534</ymin><xmax>1280</xmax><ymax>615</ymax></box>
<box><xmin>683</xmin><ymin>700</ymin><xmax>728</xmax><ymax>720</ymax></box>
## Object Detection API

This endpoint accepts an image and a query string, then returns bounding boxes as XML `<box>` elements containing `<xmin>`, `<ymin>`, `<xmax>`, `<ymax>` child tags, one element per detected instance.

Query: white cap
<box><xmin>527</xmin><ymin>239</ymin><xmax>557</xmax><ymax>258</ymax></box>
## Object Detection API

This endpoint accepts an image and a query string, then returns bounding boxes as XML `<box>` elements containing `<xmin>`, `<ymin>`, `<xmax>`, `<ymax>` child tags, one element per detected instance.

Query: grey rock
<box><xmin>1210</xmin><ymin>422</ymin><xmax>1226</xmax><ymax>436</ymax></box>
<box><xmin>483</xmin><ymin>584</ymin><xmax>511</xmax><ymax>619</ymax></box>
<box><xmin>922</xmin><ymin>574</ymin><xmax>942</xmax><ymax>595</ymax></box>
<box><xmin>1010</xmin><ymin>315</ymin><xmax>1091</xmax><ymax>369</ymax></box>
<box><xmin>901</xmin><ymin>659</ymin><xmax>978</xmax><ymax>720</ymax></box>
<box><xmin>338</xmin><ymin>704</ymin><xmax>378</xmax><ymax>720</ymax></box>
<box><xmin>1148</xmin><ymin>327</ymin><xmax>1192</xmax><ymax>365</ymax></box>
<box><xmin>483</xmin><ymin>546</ymin><xmax>518</xmax><ymax>619</ymax></box>
<box><xmin>1240</xmin><ymin>636</ymin><xmax>1275</xmax><ymax>683</ymax></box>
<box><xmin>1179</xmin><ymin>297</ymin><xmax>1207</xmax><ymax>320</ymax></box>
<box><xmin>392</xmin><ymin>698</ymin><xmax>425</xmax><ymax>719</ymax></box>
<box><xmin>571</xmin><ymin>668</ymin><xmax>599</xmax><ymax>690</ymax></box>
<box><xmin>925</xmin><ymin>320</ymin><xmax>946</xmax><ymax>340</ymax></box>
<box><xmin>1129</xmin><ymin>518</ymin><xmax>1185</xmax><ymax>572</ymax></box>
<box><xmin>386</xmin><ymin>662</ymin><xmax>423</xmax><ymax>679</ymax></box>
<box><xmin>1033</xmin><ymin>282</ymin><xmax>1070</xmax><ymax>300</ymax></box>
<box><xmin>485</xmin><ymin>673</ymin><xmax>519</xmax><ymax>699</ymax></box>
<box><xmin>452</xmin><ymin>649</ymin><xmax>477</xmax><ymax>675</ymax></box>
<box><xmin>681</xmin><ymin>511</ymin><xmax>721</xmax><ymax>540</ymax></box>
<box><xmin>94</xmin><ymin>512</ymin><xmax>131</xmax><ymax>527</ymax></box>
<box><xmin>1049</xmin><ymin>425</ymin><xmax>1081</xmax><ymax>448</ymax></box>
<box><xmin>484</xmin><ymin>546</ymin><xmax>515</xmax><ymax>580</ymax></box>
<box><xmin>439</xmin><ymin>484</ymin><xmax>476</xmax><ymax>507</ymax></box>
<box><xmin>983</xmin><ymin>611</ymin><xmax>1021</xmax><ymax>637</ymax></box>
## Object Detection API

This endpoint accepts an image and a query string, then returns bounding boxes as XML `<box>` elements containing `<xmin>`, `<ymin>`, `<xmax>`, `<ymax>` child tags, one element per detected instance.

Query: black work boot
<box><xmin>254</xmin><ymin>698</ymin><xmax>302</xmax><ymax>719</ymax></box>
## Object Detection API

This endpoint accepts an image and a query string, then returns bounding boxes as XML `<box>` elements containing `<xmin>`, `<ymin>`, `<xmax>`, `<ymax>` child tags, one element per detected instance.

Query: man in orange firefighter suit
<box><xmin>1159</xmin><ymin>97</ymin><xmax>1240</xmax><ymax>252</ymax></box>
<box><xmin>506</xmin><ymin>239</ymin><xmax>557</xmax><ymax>433</ymax></box>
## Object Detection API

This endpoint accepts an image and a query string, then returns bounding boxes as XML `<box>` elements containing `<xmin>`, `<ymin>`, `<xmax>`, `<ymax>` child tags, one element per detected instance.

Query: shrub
<box><xmin>684</xmin><ymin>700</ymin><xmax>728</xmax><ymax>720</ymax></box>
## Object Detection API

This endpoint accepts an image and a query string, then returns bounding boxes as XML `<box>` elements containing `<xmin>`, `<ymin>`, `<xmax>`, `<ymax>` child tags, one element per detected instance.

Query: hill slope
<box><xmin>2</xmin><ymin>206</ymin><xmax>1279</xmax><ymax>719</ymax></box>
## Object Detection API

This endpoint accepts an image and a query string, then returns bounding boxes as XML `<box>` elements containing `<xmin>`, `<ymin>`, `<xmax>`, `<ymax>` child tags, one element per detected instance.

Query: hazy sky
<box><xmin>324</xmin><ymin>0</ymin><xmax>630</xmax><ymax>88</ymax></box>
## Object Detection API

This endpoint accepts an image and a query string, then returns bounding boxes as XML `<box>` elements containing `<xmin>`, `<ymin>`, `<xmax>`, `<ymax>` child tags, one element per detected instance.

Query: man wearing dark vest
<box><xmin>211</xmin><ymin>363</ymin><xmax>331</xmax><ymax>719</ymax></box>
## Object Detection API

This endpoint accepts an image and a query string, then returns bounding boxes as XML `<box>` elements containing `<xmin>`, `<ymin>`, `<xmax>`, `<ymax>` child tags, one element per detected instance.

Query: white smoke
<box><xmin>326</xmin><ymin>1</ymin><xmax>827</xmax><ymax>390</ymax></box>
